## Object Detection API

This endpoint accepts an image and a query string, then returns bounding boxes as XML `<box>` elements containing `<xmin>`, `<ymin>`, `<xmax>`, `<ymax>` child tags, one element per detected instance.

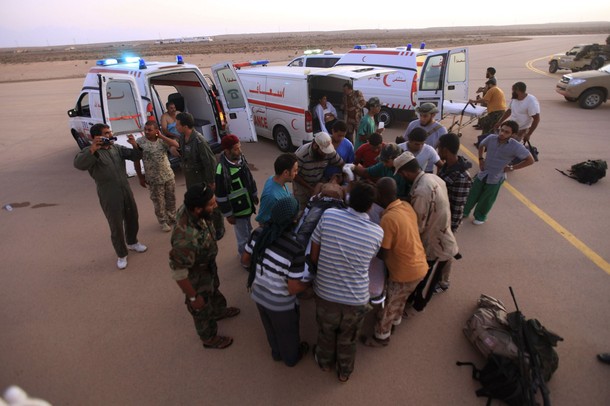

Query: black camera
<box><xmin>101</xmin><ymin>136</ymin><xmax>117</xmax><ymax>145</ymax></box>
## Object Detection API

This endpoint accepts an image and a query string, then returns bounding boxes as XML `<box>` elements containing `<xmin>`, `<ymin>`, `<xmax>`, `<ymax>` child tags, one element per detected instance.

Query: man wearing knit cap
<box><xmin>169</xmin><ymin>184</ymin><xmax>240</xmax><ymax>350</ymax></box>
<box><xmin>293</xmin><ymin>132</ymin><xmax>344</xmax><ymax>212</ymax></box>
<box><xmin>215</xmin><ymin>134</ymin><xmax>258</xmax><ymax>257</ymax></box>
<box><xmin>242</xmin><ymin>196</ymin><xmax>310</xmax><ymax>366</ymax></box>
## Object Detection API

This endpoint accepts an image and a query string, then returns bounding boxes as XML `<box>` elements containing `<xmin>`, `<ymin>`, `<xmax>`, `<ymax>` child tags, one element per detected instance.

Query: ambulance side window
<box><xmin>214</xmin><ymin>66</ymin><xmax>246</xmax><ymax>109</ymax></box>
<box><xmin>106</xmin><ymin>80</ymin><xmax>142</xmax><ymax>134</ymax></box>
<box><xmin>420</xmin><ymin>55</ymin><xmax>445</xmax><ymax>91</ymax></box>
<box><xmin>77</xmin><ymin>93</ymin><xmax>91</xmax><ymax>117</ymax></box>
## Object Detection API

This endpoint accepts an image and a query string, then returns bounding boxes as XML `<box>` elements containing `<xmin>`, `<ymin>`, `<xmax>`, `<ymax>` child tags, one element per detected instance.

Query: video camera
<box><xmin>101</xmin><ymin>136</ymin><xmax>117</xmax><ymax>145</ymax></box>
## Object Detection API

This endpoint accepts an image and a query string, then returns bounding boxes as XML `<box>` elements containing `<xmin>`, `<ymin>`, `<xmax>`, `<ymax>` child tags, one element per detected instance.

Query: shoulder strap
<box><xmin>555</xmin><ymin>168</ymin><xmax>577</xmax><ymax>180</ymax></box>
<box><xmin>427</xmin><ymin>124</ymin><xmax>443</xmax><ymax>136</ymax></box>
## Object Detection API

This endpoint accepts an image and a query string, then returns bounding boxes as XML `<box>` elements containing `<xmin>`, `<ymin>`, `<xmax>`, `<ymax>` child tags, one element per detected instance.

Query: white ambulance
<box><xmin>334</xmin><ymin>45</ymin><xmax>469</xmax><ymax>127</ymax></box>
<box><xmin>67</xmin><ymin>55</ymin><xmax>257</xmax><ymax>175</ymax></box>
<box><xmin>235</xmin><ymin>64</ymin><xmax>395</xmax><ymax>152</ymax></box>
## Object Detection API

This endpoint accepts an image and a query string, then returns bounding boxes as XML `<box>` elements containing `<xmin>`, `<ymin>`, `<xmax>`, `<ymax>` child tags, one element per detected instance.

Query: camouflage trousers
<box><xmin>314</xmin><ymin>296</ymin><xmax>371</xmax><ymax>377</ymax></box>
<box><xmin>374</xmin><ymin>279</ymin><xmax>421</xmax><ymax>340</ymax></box>
<box><xmin>148</xmin><ymin>179</ymin><xmax>176</xmax><ymax>225</ymax></box>
<box><xmin>479</xmin><ymin>110</ymin><xmax>505</xmax><ymax>135</ymax></box>
<box><xmin>185</xmin><ymin>262</ymin><xmax>227</xmax><ymax>341</ymax></box>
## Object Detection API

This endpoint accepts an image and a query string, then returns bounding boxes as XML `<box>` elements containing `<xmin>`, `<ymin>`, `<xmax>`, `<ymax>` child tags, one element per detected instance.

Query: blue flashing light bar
<box><xmin>406</xmin><ymin>43</ymin><xmax>412</xmax><ymax>51</ymax></box>
<box><xmin>139</xmin><ymin>58</ymin><xmax>147</xmax><ymax>70</ymax></box>
<box><xmin>354</xmin><ymin>44</ymin><xmax>378</xmax><ymax>50</ymax></box>
<box><xmin>420</xmin><ymin>42</ymin><xmax>426</xmax><ymax>49</ymax></box>
<box><xmin>123</xmin><ymin>56</ymin><xmax>141</xmax><ymax>63</ymax></box>
<box><xmin>96</xmin><ymin>58</ymin><xmax>118</xmax><ymax>66</ymax></box>
<box><xmin>250</xmin><ymin>59</ymin><xmax>269</xmax><ymax>66</ymax></box>
<box><xmin>176</xmin><ymin>55</ymin><xmax>184</xmax><ymax>64</ymax></box>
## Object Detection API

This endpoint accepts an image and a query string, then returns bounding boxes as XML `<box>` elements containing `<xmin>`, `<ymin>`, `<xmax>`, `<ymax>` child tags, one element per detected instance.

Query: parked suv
<box><xmin>555</xmin><ymin>64</ymin><xmax>610</xmax><ymax>109</ymax></box>
<box><xmin>548</xmin><ymin>44</ymin><xmax>608</xmax><ymax>73</ymax></box>
<box><xmin>287</xmin><ymin>50</ymin><xmax>343</xmax><ymax>68</ymax></box>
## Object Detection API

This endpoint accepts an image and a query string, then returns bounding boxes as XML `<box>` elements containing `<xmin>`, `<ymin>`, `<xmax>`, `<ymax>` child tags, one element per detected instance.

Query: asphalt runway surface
<box><xmin>1</xmin><ymin>34</ymin><xmax>609</xmax><ymax>405</ymax></box>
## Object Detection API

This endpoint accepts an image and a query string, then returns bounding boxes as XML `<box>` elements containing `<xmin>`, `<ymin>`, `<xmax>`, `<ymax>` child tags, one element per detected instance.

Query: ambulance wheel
<box><xmin>72</xmin><ymin>130</ymin><xmax>90</xmax><ymax>150</ymax></box>
<box><xmin>274</xmin><ymin>126</ymin><xmax>293</xmax><ymax>152</ymax></box>
<box><xmin>378</xmin><ymin>107</ymin><xmax>393</xmax><ymax>128</ymax></box>
<box><xmin>548</xmin><ymin>60</ymin><xmax>558</xmax><ymax>73</ymax></box>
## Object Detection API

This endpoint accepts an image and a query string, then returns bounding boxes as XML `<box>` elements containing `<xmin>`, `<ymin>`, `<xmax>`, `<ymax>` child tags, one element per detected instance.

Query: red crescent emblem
<box><xmin>362</xmin><ymin>56</ymin><xmax>367</xmax><ymax>63</ymax></box>
<box><xmin>383</xmin><ymin>74</ymin><xmax>390</xmax><ymax>87</ymax></box>
<box><xmin>291</xmin><ymin>119</ymin><xmax>298</xmax><ymax>130</ymax></box>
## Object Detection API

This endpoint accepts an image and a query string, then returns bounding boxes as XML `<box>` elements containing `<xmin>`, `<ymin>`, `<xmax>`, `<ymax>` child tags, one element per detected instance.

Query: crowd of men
<box><xmin>73</xmin><ymin>73</ymin><xmax>538</xmax><ymax>382</ymax></box>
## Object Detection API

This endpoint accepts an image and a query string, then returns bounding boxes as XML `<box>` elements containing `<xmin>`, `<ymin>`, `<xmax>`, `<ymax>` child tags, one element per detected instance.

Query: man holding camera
<box><xmin>74</xmin><ymin>123</ymin><xmax>148</xmax><ymax>269</ymax></box>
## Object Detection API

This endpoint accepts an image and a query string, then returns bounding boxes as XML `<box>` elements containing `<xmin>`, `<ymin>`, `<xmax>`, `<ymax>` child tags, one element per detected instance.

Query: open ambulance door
<box><xmin>211</xmin><ymin>62</ymin><xmax>258</xmax><ymax>143</ymax></box>
<box><xmin>417</xmin><ymin>48</ymin><xmax>469</xmax><ymax>116</ymax></box>
<box><xmin>309</xmin><ymin>66</ymin><xmax>397</xmax><ymax>109</ymax></box>
<box><xmin>97</xmin><ymin>73</ymin><xmax>146</xmax><ymax>176</ymax></box>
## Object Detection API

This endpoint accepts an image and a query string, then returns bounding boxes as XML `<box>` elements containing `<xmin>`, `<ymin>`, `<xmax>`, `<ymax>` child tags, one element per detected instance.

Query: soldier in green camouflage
<box><xmin>174</xmin><ymin>112</ymin><xmax>225</xmax><ymax>240</ymax></box>
<box><xmin>134</xmin><ymin>121</ymin><xmax>179</xmax><ymax>232</ymax></box>
<box><xmin>169</xmin><ymin>184</ymin><xmax>240</xmax><ymax>349</ymax></box>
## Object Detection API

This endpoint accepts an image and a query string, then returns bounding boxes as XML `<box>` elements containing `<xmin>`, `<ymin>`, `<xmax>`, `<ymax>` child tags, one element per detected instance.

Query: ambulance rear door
<box><xmin>211</xmin><ymin>62</ymin><xmax>258</xmax><ymax>143</ymax></box>
<box><xmin>417</xmin><ymin>48</ymin><xmax>469</xmax><ymax>115</ymax></box>
<box><xmin>98</xmin><ymin>72</ymin><xmax>145</xmax><ymax>176</ymax></box>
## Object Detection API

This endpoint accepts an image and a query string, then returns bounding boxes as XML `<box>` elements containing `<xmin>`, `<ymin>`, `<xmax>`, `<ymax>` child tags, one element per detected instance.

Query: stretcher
<box><xmin>442</xmin><ymin>100</ymin><xmax>487</xmax><ymax>137</ymax></box>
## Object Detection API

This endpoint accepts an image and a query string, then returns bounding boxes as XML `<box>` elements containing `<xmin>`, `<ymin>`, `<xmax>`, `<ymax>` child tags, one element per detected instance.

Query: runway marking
<box><xmin>460</xmin><ymin>145</ymin><xmax>610</xmax><ymax>275</ymax></box>
<box><xmin>525</xmin><ymin>56</ymin><xmax>559</xmax><ymax>78</ymax></box>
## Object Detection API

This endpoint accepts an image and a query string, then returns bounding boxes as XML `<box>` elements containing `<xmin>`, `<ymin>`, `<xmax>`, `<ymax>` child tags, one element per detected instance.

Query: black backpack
<box><xmin>557</xmin><ymin>159</ymin><xmax>607</xmax><ymax>185</ymax></box>
<box><xmin>457</xmin><ymin>354</ymin><xmax>526</xmax><ymax>406</ymax></box>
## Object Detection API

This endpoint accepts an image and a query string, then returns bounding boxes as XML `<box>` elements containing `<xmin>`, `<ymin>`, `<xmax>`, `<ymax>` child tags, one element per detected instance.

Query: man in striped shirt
<box><xmin>293</xmin><ymin>132</ymin><xmax>344</xmax><ymax>212</ymax></box>
<box><xmin>310</xmin><ymin>181</ymin><xmax>383</xmax><ymax>382</ymax></box>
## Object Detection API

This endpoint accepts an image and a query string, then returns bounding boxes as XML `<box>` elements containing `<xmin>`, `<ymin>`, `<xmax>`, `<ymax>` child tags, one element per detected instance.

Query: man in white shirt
<box><xmin>495</xmin><ymin>82</ymin><xmax>540</xmax><ymax>142</ymax></box>
<box><xmin>397</xmin><ymin>127</ymin><xmax>442</xmax><ymax>173</ymax></box>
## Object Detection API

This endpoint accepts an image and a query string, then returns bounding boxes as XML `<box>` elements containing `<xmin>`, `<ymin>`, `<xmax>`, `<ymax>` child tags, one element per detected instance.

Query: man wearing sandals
<box><xmin>169</xmin><ymin>184</ymin><xmax>240</xmax><ymax>349</ymax></box>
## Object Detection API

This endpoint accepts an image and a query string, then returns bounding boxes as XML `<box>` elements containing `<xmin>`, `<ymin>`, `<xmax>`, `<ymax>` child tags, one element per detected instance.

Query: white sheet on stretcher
<box><xmin>443</xmin><ymin>100</ymin><xmax>487</xmax><ymax>118</ymax></box>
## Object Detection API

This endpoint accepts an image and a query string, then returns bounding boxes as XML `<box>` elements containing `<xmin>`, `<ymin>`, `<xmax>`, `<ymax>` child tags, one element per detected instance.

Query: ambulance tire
<box><xmin>378</xmin><ymin>107</ymin><xmax>393</xmax><ymax>128</ymax></box>
<box><xmin>72</xmin><ymin>129</ymin><xmax>90</xmax><ymax>150</ymax></box>
<box><xmin>274</xmin><ymin>126</ymin><xmax>294</xmax><ymax>152</ymax></box>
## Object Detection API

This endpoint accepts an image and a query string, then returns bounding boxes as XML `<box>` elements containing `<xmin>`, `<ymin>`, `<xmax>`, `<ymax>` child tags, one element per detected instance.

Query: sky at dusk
<box><xmin>1</xmin><ymin>0</ymin><xmax>609</xmax><ymax>47</ymax></box>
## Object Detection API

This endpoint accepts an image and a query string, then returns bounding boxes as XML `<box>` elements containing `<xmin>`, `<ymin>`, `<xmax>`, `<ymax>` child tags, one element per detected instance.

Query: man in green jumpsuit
<box><xmin>174</xmin><ymin>112</ymin><xmax>225</xmax><ymax>240</ymax></box>
<box><xmin>169</xmin><ymin>184</ymin><xmax>240</xmax><ymax>349</ymax></box>
<box><xmin>74</xmin><ymin>123</ymin><xmax>148</xmax><ymax>269</ymax></box>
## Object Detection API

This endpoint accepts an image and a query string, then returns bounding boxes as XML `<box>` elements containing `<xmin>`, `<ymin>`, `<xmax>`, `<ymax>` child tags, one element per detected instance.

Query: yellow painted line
<box><xmin>526</xmin><ymin>55</ymin><xmax>559</xmax><ymax>78</ymax></box>
<box><xmin>460</xmin><ymin>145</ymin><xmax>610</xmax><ymax>275</ymax></box>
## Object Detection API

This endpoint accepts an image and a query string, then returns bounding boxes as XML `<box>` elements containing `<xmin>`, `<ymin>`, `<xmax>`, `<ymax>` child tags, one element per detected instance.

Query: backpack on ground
<box><xmin>556</xmin><ymin>159</ymin><xmax>607</xmax><ymax>185</ymax></box>
<box><xmin>463</xmin><ymin>294</ymin><xmax>520</xmax><ymax>360</ymax></box>
<box><xmin>457</xmin><ymin>354</ymin><xmax>526</xmax><ymax>406</ymax></box>
<box><xmin>459</xmin><ymin>291</ymin><xmax>563</xmax><ymax>405</ymax></box>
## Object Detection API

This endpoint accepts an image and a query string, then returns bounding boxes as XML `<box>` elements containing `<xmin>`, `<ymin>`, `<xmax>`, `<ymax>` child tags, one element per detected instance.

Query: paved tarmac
<box><xmin>0</xmin><ymin>35</ymin><xmax>609</xmax><ymax>405</ymax></box>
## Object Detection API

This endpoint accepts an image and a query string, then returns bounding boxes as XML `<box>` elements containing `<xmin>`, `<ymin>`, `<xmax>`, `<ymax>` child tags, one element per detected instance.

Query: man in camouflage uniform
<box><xmin>74</xmin><ymin>123</ymin><xmax>147</xmax><ymax>270</ymax></box>
<box><xmin>342</xmin><ymin>83</ymin><xmax>366</xmax><ymax>144</ymax></box>
<box><xmin>169</xmin><ymin>184</ymin><xmax>240</xmax><ymax>349</ymax></box>
<box><xmin>174</xmin><ymin>112</ymin><xmax>225</xmax><ymax>240</ymax></box>
<box><xmin>134</xmin><ymin>121</ymin><xmax>179</xmax><ymax>232</ymax></box>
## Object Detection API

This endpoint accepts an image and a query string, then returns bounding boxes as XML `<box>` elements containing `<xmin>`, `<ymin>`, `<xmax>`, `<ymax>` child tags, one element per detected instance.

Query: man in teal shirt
<box><xmin>256</xmin><ymin>153</ymin><xmax>298</xmax><ymax>225</ymax></box>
